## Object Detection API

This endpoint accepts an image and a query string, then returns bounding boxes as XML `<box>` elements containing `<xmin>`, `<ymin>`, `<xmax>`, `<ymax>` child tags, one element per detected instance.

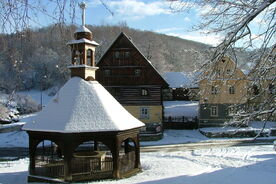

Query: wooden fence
<box><xmin>163</xmin><ymin>116</ymin><xmax>198</xmax><ymax>129</ymax></box>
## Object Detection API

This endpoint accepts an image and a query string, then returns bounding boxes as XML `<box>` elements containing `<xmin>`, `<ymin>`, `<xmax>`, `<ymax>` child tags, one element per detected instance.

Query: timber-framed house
<box><xmin>96</xmin><ymin>32</ymin><xmax>168</xmax><ymax>140</ymax></box>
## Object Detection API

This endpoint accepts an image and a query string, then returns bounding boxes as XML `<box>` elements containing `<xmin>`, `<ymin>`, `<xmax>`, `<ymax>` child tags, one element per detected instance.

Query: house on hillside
<box><xmin>96</xmin><ymin>32</ymin><xmax>169</xmax><ymax>140</ymax></box>
<box><xmin>199</xmin><ymin>56</ymin><xmax>248</xmax><ymax>127</ymax></box>
<box><xmin>162</xmin><ymin>72</ymin><xmax>199</xmax><ymax>101</ymax></box>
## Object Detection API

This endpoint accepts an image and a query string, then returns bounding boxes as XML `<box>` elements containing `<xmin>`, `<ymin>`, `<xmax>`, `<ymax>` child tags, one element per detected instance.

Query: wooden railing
<box><xmin>34</xmin><ymin>156</ymin><xmax>113</xmax><ymax>181</ymax></box>
<box><xmin>35</xmin><ymin>158</ymin><xmax>64</xmax><ymax>179</ymax></box>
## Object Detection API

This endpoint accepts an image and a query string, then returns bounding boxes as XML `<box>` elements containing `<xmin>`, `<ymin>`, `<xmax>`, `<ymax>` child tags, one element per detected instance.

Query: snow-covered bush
<box><xmin>14</xmin><ymin>94</ymin><xmax>40</xmax><ymax>114</ymax></box>
<box><xmin>0</xmin><ymin>103</ymin><xmax>10</xmax><ymax>121</ymax></box>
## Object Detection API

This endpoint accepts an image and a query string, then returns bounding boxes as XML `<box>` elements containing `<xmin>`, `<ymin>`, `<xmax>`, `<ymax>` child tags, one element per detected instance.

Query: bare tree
<box><xmin>168</xmin><ymin>0</ymin><xmax>276</xmax><ymax>124</ymax></box>
<box><xmin>0</xmin><ymin>0</ymin><xmax>80</xmax><ymax>33</ymax></box>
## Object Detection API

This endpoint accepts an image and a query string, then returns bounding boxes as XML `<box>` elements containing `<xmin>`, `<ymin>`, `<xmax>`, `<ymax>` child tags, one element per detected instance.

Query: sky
<box><xmin>73</xmin><ymin>0</ymin><xmax>274</xmax><ymax>47</ymax></box>
<box><xmin>26</xmin><ymin>0</ymin><xmax>223</xmax><ymax>46</ymax></box>
<box><xmin>6</xmin><ymin>0</ymin><xmax>274</xmax><ymax>47</ymax></box>
<box><xmin>83</xmin><ymin>0</ymin><xmax>223</xmax><ymax>46</ymax></box>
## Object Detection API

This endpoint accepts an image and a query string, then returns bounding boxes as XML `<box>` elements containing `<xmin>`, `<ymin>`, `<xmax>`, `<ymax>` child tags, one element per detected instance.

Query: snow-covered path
<box><xmin>0</xmin><ymin>145</ymin><xmax>275</xmax><ymax>184</ymax></box>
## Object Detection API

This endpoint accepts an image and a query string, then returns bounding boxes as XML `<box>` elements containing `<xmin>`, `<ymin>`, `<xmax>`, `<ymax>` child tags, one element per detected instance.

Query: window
<box><xmin>125</xmin><ymin>51</ymin><xmax>130</xmax><ymax>58</ymax></box>
<box><xmin>114</xmin><ymin>51</ymin><xmax>120</xmax><ymax>59</ymax></box>
<box><xmin>226</xmin><ymin>69</ymin><xmax>231</xmax><ymax>75</ymax></box>
<box><xmin>229</xmin><ymin>86</ymin><xmax>235</xmax><ymax>94</ymax></box>
<box><xmin>140</xmin><ymin>107</ymin><xmax>150</xmax><ymax>119</ymax></box>
<box><xmin>210</xmin><ymin>106</ymin><xmax>218</xmax><ymax>116</ymax></box>
<box><xmin>86</xmin><ymin>49</ymin><xmax>93</xmax><ymax>66</ymax></box>
<box><xmin>217</xmin><ymin>69</ymin><xmax>221</xmax><ymax>76</ymax></box>
<box><xmin>141</xmin><ymin>89</ymin><xmax>149</xmax><ymax>96</ymax></box>
<box><xmin>269</xmin><ymin>84</ymin><xmax>275</xmax><ymax>94</ymax></box>
<box><xmin>104</xmin><ymin>69</ymin><xmax>111</xmax><ymax>76</ymax></box>
<box><xmin>134</xmin><ymin>69</ymin><xmax>141</xmax><ymax>76</ymax></box>
<box><xmin>211</xmin><ymin>86</ymin><xmax>218</xmax><ymax>94</ymax></box>
<box><xmin>252</xmin><ymin>85</ymin><xmax>259</xmax><ymax>95</ymax></box>
<box><xmin>73</xmin><ymin>50</ymin><xmax>81</xmax><ymax>65</ymax></box>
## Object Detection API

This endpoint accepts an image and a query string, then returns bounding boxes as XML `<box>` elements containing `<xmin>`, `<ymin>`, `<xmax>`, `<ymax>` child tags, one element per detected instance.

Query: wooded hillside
<box><xmin>0</xmin><ymin>24</ymin><xmax>249</xmax><ymax>92</ymax></box>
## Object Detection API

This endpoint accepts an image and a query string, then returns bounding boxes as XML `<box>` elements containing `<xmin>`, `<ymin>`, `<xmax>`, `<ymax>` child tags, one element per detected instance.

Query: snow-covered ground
<box><xmin>0</xmin><ymin>145</ymin><xmax>275</xmax><ymax>184</ymax></box>
<box><xmin>1</xmin><ymin>91</ymin><xmax>276</xmax><ymax>183</ymax></box>
<box><xmin>1</xmin><ymin>121</ymin><xmax>276</xmax><ymax>148</ymax></box>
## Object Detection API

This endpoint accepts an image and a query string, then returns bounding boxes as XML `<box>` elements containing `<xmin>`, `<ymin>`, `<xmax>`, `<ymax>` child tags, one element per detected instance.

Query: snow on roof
<box><xmin>23</xmin><ymin>77</ymin><xmax>144</xmax><ymax>133</ymax></box>
<box><xmin>164</xmin><ymin>101</ymin><xmax>198</xmax><ymax>118</ymax></box>
<box><xmin>162</xmin><ymin>72</ymin><xmax>198</xmax><ymax>88</ymax></box>
<box><xmin>67</xmin><ymin>65</ymin><xmax>99</xmax><ymax>69</ymax></box>
<box><xmin>74</xmin><ymin>26</ymin><xmax>92</xmax><ymax>33</ymax></box>
<box><xmin>67</xmin><ymin>38</ymin><xmax>99</xmax><ymax>46</ymax></box>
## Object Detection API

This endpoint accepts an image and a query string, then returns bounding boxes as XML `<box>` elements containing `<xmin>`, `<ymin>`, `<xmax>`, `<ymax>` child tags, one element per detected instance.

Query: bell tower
<box><xmin>67</xmin><ymin>2</ymin><xmax>99</xmax><ymax>80</ymax></box>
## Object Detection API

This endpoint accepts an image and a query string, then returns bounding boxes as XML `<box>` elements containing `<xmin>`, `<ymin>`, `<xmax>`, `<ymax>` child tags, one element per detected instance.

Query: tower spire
<box><xmin>67</xmin><ymin>1</ymin><xmax>99</xmax><ymax>81</ymax></box>
<box><xmin>79</xmin><ymin>2</ymin><xmax>86</xmax><ymax>26</ymax></box>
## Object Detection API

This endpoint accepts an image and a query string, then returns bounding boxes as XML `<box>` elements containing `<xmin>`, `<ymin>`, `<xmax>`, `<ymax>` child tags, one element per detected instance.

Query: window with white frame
<box><xmin>210</xmin><ymin>106</ymin><xmax>218</xmax><ymax>116</ymax></box>
<box><xmin>140</xmin><ymin>107</ymin><xmax>150</xmax><ymax>119</ymax></box>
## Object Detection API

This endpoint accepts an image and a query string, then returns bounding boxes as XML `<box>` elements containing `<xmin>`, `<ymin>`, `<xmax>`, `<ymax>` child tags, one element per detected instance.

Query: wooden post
<box><xmin>112</xmin><ymin>138</ymin><xmax>120</xmax><ymax>178</ymax></box>
<box><xmin>28</xmin><ymin>136</ymin><xmax>36</xmax><ymax>175</ymax></box>
<box><xmin>134</xmin><ymin>134</ymin><xmax>141</xmax><ymax>169</ymax></box>
<box><xmin>94</xmin><ymin>141</ymin><xmax>98</xmax><ymax>151</ymax></box>
<box><xmin>63</xmin><ymin>143</ymin><xmax>73</xmax><ymax>182</ymax></box>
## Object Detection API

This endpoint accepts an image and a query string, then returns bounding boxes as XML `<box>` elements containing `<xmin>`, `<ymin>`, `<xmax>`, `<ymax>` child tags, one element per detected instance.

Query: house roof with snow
<box><xmin>67</xmin><ymin>38</ymin><xmax>99</xmax><ymax>46</ymax></box>
<box><xmin>23</xmin><ymin>77</ymin><xmax>144</xmax><ymax>133</ymax></box>
<box><xmin>75</xmin><ymin>25</ymin><xmax>91</xmax><ymax>33</ymax></box>
<box><xmin>162</xmin><ymin>72</ymin><xmax>198</xmax><ymax>88</ymax></box>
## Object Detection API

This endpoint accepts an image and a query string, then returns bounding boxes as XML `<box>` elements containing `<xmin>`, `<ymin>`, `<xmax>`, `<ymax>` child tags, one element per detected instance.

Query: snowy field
<box><xmin>1</xmin><ymin>91</ymin><xmax>276</xmax><ymax>183</ymax></box>
<box><xmin>0</xmin><ymin>145</ymin><xmax>275</xmax><ymax>184</ymax></box>
<box><xmin>1</xmin><ymin>122</ymin><xmax>276</xmax><ymax>148</ymax></box>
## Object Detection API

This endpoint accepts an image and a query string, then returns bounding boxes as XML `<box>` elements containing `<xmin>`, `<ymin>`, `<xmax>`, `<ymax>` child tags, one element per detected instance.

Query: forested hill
<box><xmin>0</xmin><ymin>24</ymin><xmax>214</xmax><ymax>92</ymax></box>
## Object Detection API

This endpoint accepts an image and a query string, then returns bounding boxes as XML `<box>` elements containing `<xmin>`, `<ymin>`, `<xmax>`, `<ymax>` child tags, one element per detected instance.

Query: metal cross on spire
<box><xmin>79</xmin><ymin>2</ymin><xmax>87</xmax><ymax>26</ymax></box>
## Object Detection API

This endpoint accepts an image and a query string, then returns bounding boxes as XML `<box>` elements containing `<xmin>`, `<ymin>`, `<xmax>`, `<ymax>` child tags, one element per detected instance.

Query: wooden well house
<box><xmin>22</xmin><ymin>3</ymin><xmax>144</xmax><ymax>183</ymax></box>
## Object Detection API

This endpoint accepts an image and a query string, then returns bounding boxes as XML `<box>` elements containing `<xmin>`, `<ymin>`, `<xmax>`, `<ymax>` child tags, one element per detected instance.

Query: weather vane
<box><xmin>79</xmin><ymin>1</ymin><xmax>87</xmax><ymax>26</ymax></box>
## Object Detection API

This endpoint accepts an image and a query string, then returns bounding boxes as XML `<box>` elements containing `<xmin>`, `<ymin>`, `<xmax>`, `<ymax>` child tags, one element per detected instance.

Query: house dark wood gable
<box><xmin>97</xmin><ymin>32</ymin><xmax>168</xmax><ymax>86</ymax></box>
<box><xmin>96</xmin><ymin>32</ymin><xmax>168</xmax><ymax>106</ymax></box>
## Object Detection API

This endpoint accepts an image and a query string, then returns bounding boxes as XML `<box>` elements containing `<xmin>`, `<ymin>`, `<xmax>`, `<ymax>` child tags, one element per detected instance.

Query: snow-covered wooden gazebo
<box><xmin>23</xmin><ymin>77</ymin><xmax>144</xmax><ymax>182</ymax></box>
<box><xmin>23</xmin><ymin>3</ymin><xmax>144</xmax><ymax>183</ymax></box>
